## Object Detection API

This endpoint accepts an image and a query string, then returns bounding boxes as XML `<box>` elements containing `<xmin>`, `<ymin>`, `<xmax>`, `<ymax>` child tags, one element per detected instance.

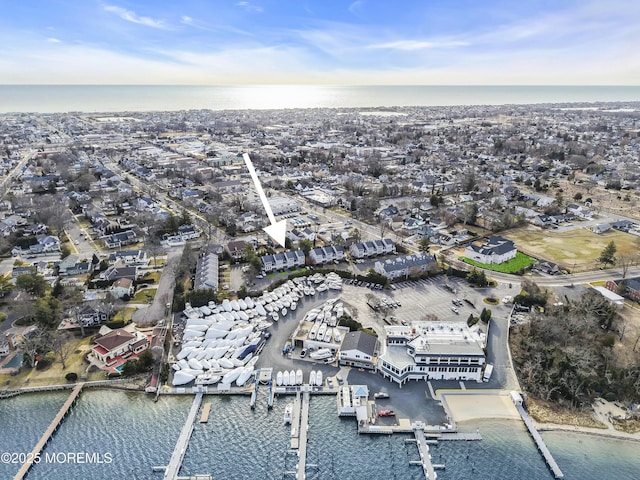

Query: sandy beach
<box><xmin>441</xmin><ymin>392</ymin><xmax>521</xmax><ymax>422</ymax></box>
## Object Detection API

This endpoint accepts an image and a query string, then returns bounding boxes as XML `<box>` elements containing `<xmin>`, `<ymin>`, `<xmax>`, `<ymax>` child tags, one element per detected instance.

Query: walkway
<box><xmin>296</xmin><ymin>390</ymin><xmax>310</xmax><ymax>480</ymax></box>
<box><xmin>516</xmin><ymin>404</ymin><xmax>564</xmax><ymax>479</ymax></box>
<box><xmin>13</xmin><ymin>383</ymin><xmax>84</xmax><ymax>480</ymax></box>
<box><xmin>163</xmin><ymin>392</ymin><xmax>203</xmax><ymax>480</ymax></box>
<box><xmin>412</xmin><ymin>422</ymin><xmax>437</xmax><ymax>480</ymax></box>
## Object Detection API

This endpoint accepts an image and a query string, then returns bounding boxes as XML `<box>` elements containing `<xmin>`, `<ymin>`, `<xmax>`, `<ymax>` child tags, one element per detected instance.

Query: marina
<box><xmin>13</xmin><ymin>383</ymin><xmax>84</xmax><ymax>480</ymax></box>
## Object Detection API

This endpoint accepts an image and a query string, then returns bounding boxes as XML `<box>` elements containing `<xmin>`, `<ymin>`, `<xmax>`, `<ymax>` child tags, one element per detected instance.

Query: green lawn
<box><xmin>461</xmin><ymin>251</ymin><xmax>537</xmax><ymax>274</ymax></box>
<box><xmin>132</xmin><ymin>288</ymin><xmax>157</xmax><ymax>303</ymax></box>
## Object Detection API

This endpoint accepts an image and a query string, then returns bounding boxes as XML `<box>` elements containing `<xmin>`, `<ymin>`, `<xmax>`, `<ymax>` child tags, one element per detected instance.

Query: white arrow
<box><xmin>243</xmin><ymin>153</ymin><xmax>287</xmax><ymax>247</ymax></box>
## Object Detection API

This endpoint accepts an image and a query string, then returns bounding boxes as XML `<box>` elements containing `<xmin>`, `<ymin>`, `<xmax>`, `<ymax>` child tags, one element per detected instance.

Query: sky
<box><xmin>0</xmin><ymin>0</ymin><xmax>639</xmax><ymax>85</ymax></box>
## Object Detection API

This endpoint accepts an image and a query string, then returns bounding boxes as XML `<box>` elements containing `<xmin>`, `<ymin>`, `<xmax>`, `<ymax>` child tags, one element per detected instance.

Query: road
<box><xmin>132</xmin><ymin>245</ymin><xmax>184</xmax><ymax>325</ymax></box>
<box><xmin>0</xmin><ymin>148</ymin><xmax>37</xmax><ymax>200</ymax></box>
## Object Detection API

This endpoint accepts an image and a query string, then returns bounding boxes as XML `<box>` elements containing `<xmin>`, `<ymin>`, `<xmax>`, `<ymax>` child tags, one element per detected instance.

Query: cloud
<box><xmin>369</xmin><ymin>40</ymin><xmax>469</xmax><ymax>51</ymax></box>
<box><xmin>348</xmin><ymin>1</ymin><xmax>365</xmax><ymax>15</ymax></box>
<box><xmin>236</xmin><ymin>2</ymin><xmax>263</xmax><ymax>14</ymax></box>
<box><xmin>103</xmin><ymin>5</ymin><xmax>168</xmax><ymax>29</ymax></box>
<box><xmin>46</xmin><ymin>38</ymin><xmax>62</xmax><ymax>44</ymax></box>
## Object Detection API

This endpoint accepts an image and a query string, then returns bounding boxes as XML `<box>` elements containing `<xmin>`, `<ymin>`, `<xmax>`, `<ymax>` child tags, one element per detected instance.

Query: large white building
<box><xmin>378</xmin><ymin>321</ymin><xmax>486</xmax><ymax>385</ymax></box>
<box><xmin>464</xmin><ymin>235</ymin><xmax>517</xmax><ymax>265</ymax></box>
<box><xmin>268</xmin><ymin>196</ymin><xmax>300</xmax><ymax>215</ymax></box>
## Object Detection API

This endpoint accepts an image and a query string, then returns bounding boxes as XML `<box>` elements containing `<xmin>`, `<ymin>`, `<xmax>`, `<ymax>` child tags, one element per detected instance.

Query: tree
<box><xmin>16</xmin><ymin>273</ymin><xmax>48</xmax><ymax>297</ymax></box>
<box><xmin>52</xmin><ymin>331</ymin><xmax>73</xmax><ymax>369</ymax></box>
<box><xmin>573</xmin><ymin>192</ymin><xmax>583</xmax><ymax>202</ymax></box>
<box><xmin>418</xmin><ymin>237</ymin><xmax>431</xmax><ymax>253</ymax></box>
<box><xmin>299</xmin><ymin>239</ymin><xmax>313</xmax><ymax>256</ymax></box>
<box><xmin>480</xmin><ymin>308</ymin><xmax>492</xmax><ymax>323</ymax></box>
<box><xmin>33</xmin><ymin>297</ymin><xmax>63</xmax><ymax>329</ymax></box>
<box><xmin>460</xmin><ymin>202</ymin><xmax>479</xmax><ymax>225</ymax></box>
<box><xmin>121</xmin><ymin>359</ymin><xmax>139</xmax><ymax>377</ymax></box>
<box><xmin>598</xmin><ymin>241</ymin><xmax>617</xmax><ymax>267</ymax></box>
<box><xmin>351</xmin><ymin>228</ymin><xmax>362</xmax><ymax>242</ymax></box>
<box><xmin>137</xmin><ymin>350</ymin><xmax>154</xmax><ymax>371</ymax></box>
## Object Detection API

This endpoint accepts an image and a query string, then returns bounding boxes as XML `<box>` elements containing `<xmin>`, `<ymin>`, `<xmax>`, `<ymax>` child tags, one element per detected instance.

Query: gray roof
<box><xmin>340</xmin><ymin>331</ymin><xmax>377</xmax><ymax>356</ymax></box>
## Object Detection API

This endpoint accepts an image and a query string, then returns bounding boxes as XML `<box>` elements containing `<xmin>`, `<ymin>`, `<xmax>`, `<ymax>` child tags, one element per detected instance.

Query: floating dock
<box><xmin>163</xmin><ymin>392</ymin><xmax>204</xmax><ymax>480</ymax></box>
<box><xmin>412</xmin><ymin>422</ymin><xmax>439</xmax><ymax>480</ymax></box>
<box><xmin>516</xmin><ymin>404</ymin><xmax>564</xmax><ymax>479</ymax></box>
<box><xmin>13</xmin><ymin>383</ymin><xmax>84</xmax><ymax>480</ymax></box>
<box><xmin>199</xmin><ymin>402</ymin><xmax>211</xmax><ymax>423</ymax></box>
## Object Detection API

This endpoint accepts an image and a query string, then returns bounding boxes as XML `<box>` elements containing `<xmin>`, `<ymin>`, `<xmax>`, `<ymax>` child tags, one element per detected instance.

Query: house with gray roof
<box><xmin>464</xmin><ymin>235</ymin><xmax>517</xmax><ymax>265</ymax></box>
<box><xmin>339</xmin><ymin>331</ymin><xmax>378</xmax><ymax>370</ymax></box>
<box><xmin>374</xmin><ymin>253</ymin><xmax>437</xmax><ymax>280</ymax></box>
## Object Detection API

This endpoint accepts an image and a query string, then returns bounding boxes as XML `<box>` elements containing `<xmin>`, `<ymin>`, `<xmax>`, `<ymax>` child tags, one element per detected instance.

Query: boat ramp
<box><xmin>13</xmin><ymin>383</ymin><xmax>84</xmax><ymax>480</ymax></box>
<box><xmin>516</xmin><ymin>403</ymin><xmax>564</xmax><ymax>479</ymax></box>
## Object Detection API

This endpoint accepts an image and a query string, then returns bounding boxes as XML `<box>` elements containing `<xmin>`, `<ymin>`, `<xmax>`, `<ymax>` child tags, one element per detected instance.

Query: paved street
<box><xmin>132</xmin><ymin>245</ymin><xmax>184</xmax><ymax>325</ymax></box>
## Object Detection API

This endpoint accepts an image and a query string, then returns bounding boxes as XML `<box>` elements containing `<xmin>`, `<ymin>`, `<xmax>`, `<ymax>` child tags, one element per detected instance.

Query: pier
<box><xmin>516</xmin><ymin>404</ymin><xmax>564</xmax><ymax>479</ymax></box>
<box><xmin>13</xmin><ymin>383</ymin><xmax>84</xmax><ymax>480</ymax></box>
<box><xmin>296</xmin><ymin>389</ymin><xmax>310</xmax><ymax>480</ymax></box>
<box><xmin>163</xmin><ymin>392</ymin><xmax>204</xmax><ymax>480</ymax></box>
<box><xmin>412</xmin><ymin>422</ymin><xmax>439</xmax><ymax>480</ymax></box>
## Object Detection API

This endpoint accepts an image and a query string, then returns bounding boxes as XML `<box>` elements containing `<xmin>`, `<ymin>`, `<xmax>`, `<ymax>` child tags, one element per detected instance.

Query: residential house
<box><xmin>109</xmin><ymin>277</ymin><xmax>135</xmax><ymax>299</ymax></box>
<box><xmin>195</xmin><ymin>253</ymin><xmax>219</xmax><ymax>291</ymax></box>
<box><xmin>103</xmin><ymin>230</ymin><xmax>138</xmax><ymax>249</ymax></box>
<box><xmin>101</xmin><ymin>264</ymin><xmax>139</xmax><ymax>282</ymax></box>
<box><xmin>260</xmin><ymin>249</ymin><xmax>305</xmax><ymax>273</ymax></box>
<box><xmin>177</xmin><ymin>224</ymin><xmax>200</xmax><ymax>240</ymax></box>
<box><xmin>225</xmin><ymin>240</ymin><xmax>248</xmax><ymax>260</ymax></box>
<box><xmin>374</xmin><ymin>253</ymin><xmax>438</xmax><ymax>280</ymax></box>
<box><xmin>108</xmin><ymin>250</ymin><xmax>149</xmax><ymax>267</ymax></box>
<box><xmin>350</xmin><ymin>238</ymin><xmax>395</xmax><ymax>259</ymax></box>
<box><xmin>338</xmin><ymin>331</ymin><xmax>378</xmax><ymax>370</ymax></box>
<box><xmin>309</xmin><ymin>245</ymin><xmax>346</xmax><ymax>265</ymax></box>
<box><xmin>464</xmin><ymin>236</ymin><xmax>517</xmax><ymax>265</ymax></box>
<box><xmin>90</xmin><ymin>327</ymin><xmax>149</xmax><ymax>367</ymax></box>
<box><xmin>75</xmin><ymin>304</ymin><xmax>109</xmax><ymax>327</ymax></box>
<box><xmin>606</xmin><ymin>277</ymin><xmax>640</xmax><ymax>303</ymax></box>
<box><xmin>591</xmin><ymin>223</ymin><xmax>612</xmax><ymax>234</ymax></box>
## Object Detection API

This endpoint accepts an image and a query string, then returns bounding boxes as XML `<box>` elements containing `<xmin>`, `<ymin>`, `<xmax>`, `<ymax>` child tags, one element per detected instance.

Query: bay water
<box><xmin>2</xmin><ymin>390</ymin><xmax>640</xmax><ymax>480</ymax></box>
<box><xmin>1</xmin><ymin>85</ymin><xmax>639</xmax><ymax>113</ymax></box>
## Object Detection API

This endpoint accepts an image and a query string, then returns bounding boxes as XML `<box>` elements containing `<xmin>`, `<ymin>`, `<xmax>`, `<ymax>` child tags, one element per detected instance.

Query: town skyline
<box><xmin>1</xmin><ymin>0</ymin><xmax>639</xmax><ymax>85</ymax></box>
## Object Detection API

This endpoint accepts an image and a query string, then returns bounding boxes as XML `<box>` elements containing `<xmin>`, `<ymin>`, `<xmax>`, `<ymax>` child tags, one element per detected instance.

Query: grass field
<box><xmin>132</xmin><ymin>288</ymin><xmax>157</xmax><ymax>303</ymax></box>
<box><xmin>462</xmin><ymin>251</ymin><xmax>537</xmax><ymax>273</ymax></box>
<box><xmin>0</xmin><ymin>336</ymin><xmax>103</xmax><ymax>388</ymax></box>
<box><xmin>504</xmin><ymin>226</ymin><xmax>640</xmax><ymax>272</ymax></box>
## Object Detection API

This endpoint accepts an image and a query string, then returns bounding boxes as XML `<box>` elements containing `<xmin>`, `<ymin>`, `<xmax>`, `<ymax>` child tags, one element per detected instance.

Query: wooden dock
<box><xmin>412</xmin><ymin>422</ymin><xmax>438</xmax><ymax>480</ymax></box>
<box><xmin>516</xmin><ymin>404</ymin><xmax>564</xmax><ymax>479</ymax></box>
<box><xmin>289</xmin><ymin>392</ymin><xmax>301</xmax><ymax>449</ymax></box>
<box><xmin>163</xmin><ymin>392</ymin><xmax>204</xmax><ymax>480</ymax></box>
<box><xmin>296</xmin><ymin>390</ymin><xmax>310</xmax><ymax>480</ymax></box>
<box><xmin>13</xmin><ymin>383</ymin><xmax>84</xmax><ymax>480</ymax></box>
<box><xmin>199</xmin><ymin>402</ymin><xmax>211</xmax><ymax>423</ymax></box>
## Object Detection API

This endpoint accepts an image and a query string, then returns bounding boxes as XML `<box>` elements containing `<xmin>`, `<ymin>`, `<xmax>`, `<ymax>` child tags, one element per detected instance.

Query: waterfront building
<box><xmin>378</xmin><ymin>321</ymin><xmax>486</xmax><ymax>385</ymax></box>
<box><xmin>464</xmin><ymin>235</ymin><xmax>517</xmax><ymax>265</ymax></box>
<box><xmin>89</xmin><ymin>326</ymin><xmax>150</xmax><ymax>368</ymax></box>
<box><xmin>338</xmin><ymin>331</ymin><xmax>378</xmax><ymax>370</ymax></box>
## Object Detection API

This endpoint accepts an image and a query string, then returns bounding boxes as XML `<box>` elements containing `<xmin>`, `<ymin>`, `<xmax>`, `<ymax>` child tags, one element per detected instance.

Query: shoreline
<box><xmin>440</xmin><ymin>390</ymin><xmax>640</xmax><ymax>444</ymax></box>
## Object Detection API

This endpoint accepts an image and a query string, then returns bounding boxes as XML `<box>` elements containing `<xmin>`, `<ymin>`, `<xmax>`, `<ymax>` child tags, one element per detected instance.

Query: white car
<box><xmin>451</xmin><ymin>306</ymin><xmax>459</xmax><ymax>314</ymax></box>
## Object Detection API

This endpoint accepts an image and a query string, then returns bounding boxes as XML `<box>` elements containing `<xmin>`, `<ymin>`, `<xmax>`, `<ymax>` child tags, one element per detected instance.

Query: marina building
<box><xmin>378</xmin><ymin>322</ymin><xmax>486</xmax><ymax>385</ymax></box>
<box><xmin>338</xmin><ymin>331</ymin><xmax>378</xmax><ymax>370</ymax></box>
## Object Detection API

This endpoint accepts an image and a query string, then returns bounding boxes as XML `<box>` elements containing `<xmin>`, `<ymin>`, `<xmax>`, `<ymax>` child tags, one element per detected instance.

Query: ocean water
<box><xmin>2</xmin><ymin>391</ymin><xmax>640</xmax><ymax>480</ymax></box>
<box><xmin>0</xmin><ymin>85</ymin><xmax>639</xmax><ymax>113</ymax></box>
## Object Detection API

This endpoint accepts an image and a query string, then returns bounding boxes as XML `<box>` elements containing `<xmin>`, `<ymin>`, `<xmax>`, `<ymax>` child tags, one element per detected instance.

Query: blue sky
<box><xmin>0</xmin><ymin>0</ymin><xmax>638</xmax><ymax>84</ymax></box>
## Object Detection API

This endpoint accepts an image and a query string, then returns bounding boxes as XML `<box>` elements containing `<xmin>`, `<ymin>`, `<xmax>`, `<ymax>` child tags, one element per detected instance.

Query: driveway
<box><xmin>132</xmin><ymin>245</ymin><xmax>184</xmax><ymax>325</ymax></box>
